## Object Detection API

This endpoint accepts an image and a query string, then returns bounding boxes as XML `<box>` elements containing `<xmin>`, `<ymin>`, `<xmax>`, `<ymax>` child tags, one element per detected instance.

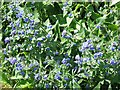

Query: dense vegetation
<box><xmin>0</xmin><ymin>1</ymin><xmax>120</xmax><ymax>89</ymax></box>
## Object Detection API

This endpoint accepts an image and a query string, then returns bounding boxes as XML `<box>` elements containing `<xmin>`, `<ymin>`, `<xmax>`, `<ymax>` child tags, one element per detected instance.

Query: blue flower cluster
<box><xmin>1</xmin><ymin>2</ymin><xmax>120</xmax><ymax>89</ymax></box>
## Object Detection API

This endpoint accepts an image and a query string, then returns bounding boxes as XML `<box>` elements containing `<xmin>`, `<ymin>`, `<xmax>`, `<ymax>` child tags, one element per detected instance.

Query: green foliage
<box><xmin>0</xmin><ymin>0</ymin><xmax>120</xmax><ymax>89</ymax></box>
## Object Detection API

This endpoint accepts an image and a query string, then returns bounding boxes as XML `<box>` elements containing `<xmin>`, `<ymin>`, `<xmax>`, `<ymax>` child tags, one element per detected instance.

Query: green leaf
<box><xmin>0</xmin><ymin>0</ymin><xmax>4</xmax><ymax>7</ymax></box>
<box><xmin>93</xmin><ymin>80</ymin><xmax>104</xmax><ymax>90</ymax></box>
<box><xmin>91</xmin><ymin>11</ymin><xmax>101</xmax><ymax>20</ymax></box>
<box><xmin>73</xmin><ymin>79</ymin><xmax>81</xmax><ymax>89</ymax></box>
<box><xmin>86</xmin><ymin>4</ymin><xmax>94</xmax><ymax>12</ymax></box>
<box><xmin>108</xmin><ymin>24</ymin><xmax>118</xmax><ymax>31</ymax></box>
<box><xmin>10</xmin><ymin>76</ymin><xmax>23</xmax><ymax>80</ymax></box>
<box><xmin>66</xmin><ymin>17</ymin><xmax>74</xmax><ymax>27</ymax></box>
<box><xmin>110</xmin><ymin>0</ymin><xmax>120</xmax><ymax>6</ymax></box>
<box><xmin>16</xmin><ymin>80</ymin><xmax>32</xmax><ymax>88</ymax></box>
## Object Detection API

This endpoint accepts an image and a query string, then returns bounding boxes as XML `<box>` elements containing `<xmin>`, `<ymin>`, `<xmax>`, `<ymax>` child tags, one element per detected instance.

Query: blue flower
<box><xmin>30</xmin><ymin>26</ymin><xmax>34</xmax><ymax>30</ymax></box>
<box><xmin>66</xmin><ymin>63</ymin><xmax>71</xmax><ymax>67</ymax></box>
<box><xmin>64</xmin><ymin>76</ymin><xmax>69</xmax><ymax>81</ymax></box>
<box><xmin>96</xmin><ymin>45</ymin><xmax>101</xmax><ymax>50</ymax></box>
<box><xmin>20</xmin><ymin>71</ymin><xmax>25</xmax><ymax>76</ymax></box>
<box><xmin>89</xmin><ymin>44</ymin><xmax>95</xmax><ymax>50</ymax></box>
<box><xmin>16</xmin><ymin>21</ymin><xmax>20</xmax><ymax>27</ymax></box>
<box><xmin>21</xmin><ymin>30</ymin><xmax>25</xmax><ymax>35</ymax></box>
<box><xmin>24</xmin><ymin>17</ymin><xmax>29</xmax><ymax>22</ymax></box>
<box><xmin>9</xmin><ymin>5</ymin><xmax>14</xmax><ymax>9</ymax></box>
<box><xmin>18</xmin><ymin>30</ymin><xmax>24</xmax><ymax>35</ymax></box>
<box><xmin>26</xmin><ymin>29</ymin><xmax>31</xmax><ymax>34</ymax></box>
<box><xmin>45</xmin><ymin>84</ymin><xmax>49</xmax><ymax>88</ymax></box>
<box><xmin>15</xmin><ymin>7</ymin><xmax>19</xmax><ymax>11</ymax></box>
<box><xmin>10</xmin><ymin>57</ymin><xmax>17</xmax><ymax>65</ymax></box>
<box><xmin>54</xmin><ymin>74</ymin><xmax>61</xmax><ymax>80</ymax></box>
<box><xmin>63</xmin><ymin>2</ymin><xmax>68</xmax><ymax>7</ymax></box>
<box><xmin>10</xmin><ymin>22</ymin><xmax>14</xmax><ymax>26</ymax></box>
<box><xmin>16</xmin><ymin>63</ymin><xmax>23</xmax><ymax>70</ymax></box>
<box><xmin>111</xmin><ymin>46</ymin><xmax>115</xmax><ymax>51</ymax></box>
<box><xmin>110</xmin><ymin>59</ymin><xmax>116</xmax><ymax>65</ymax></box>
<box><xmin>12</xmin><ymin>27</ymin><xmax>16</xmax><ymax>30</ymax></box>
<box><xmin>55</xmin><ymin>51</ymin><xmax>59</xmax><ymax>55</ymax></box>
<box><xmin>94</xmin><ymin>53</ymin><xmax>98</xmax><ymax>59</ymax></box>
<box><xmin>64</xmin><ymin>35</ymin><xmax>71</xmax><ymax>39</ymax></box>
<box><xmin>84</xmin><ymin>72</ymin><xmax>89</xmax><ymax>77</ymax></box>
<box><xmin>110</xmin><ymin>10</ymin><xmax>113</xmax><ymax>13</ymax></box>
<box><xmin>16</xmin><ymin>11</ymin><xmax>24</xmax><ymax>18</ymax></box>
<box><xmin>57</xmin><ymin>72</ymin><xmax>62</xmax><ymax>75</ymax></box>
<box><xmin>47</xmin><ymin>25</ymin><xmax>52</xmax><ymax>29</ymax></box>
<box><xmin>34</xmin><ymin>73</ymin><xmax>40</xmax><ymax>80</ymax></box>
<box><xmin>78</xmin><ymin>60</ymin><xmax>83</xmax><ymax>64</ymax></box>
<box><xmin>29</xmin><ymin>63</ymin><xmax>34</xmax><ymax>68</ymax></box>
<box><xmin>81</xmin><ymin>41</ymin><xmax>90</xmax><ymax>52</ymax></box>
<box><xmin>46</xmin><ymin>47</ymin><xmax>50</xmax><ymax>51</ymax></box>
<box><xmin>87</xmin><ymin>39</ymin><xmax>92</xmax><ymax>43</ymax></box>
<box><xmin>3</xmin><ymin>49</ymin><xmax>7</xmax><ymax>55</ymax></box>
<box><xmin>18</xmin><ymin>31</ymin><xmax>21</xmax><ymax>35</ymax></box>
<box><xmin>37</xmin><ymin>41</ymin><xmax>41</xmax><ymax>47</ymax></box>
<box><xmin>97</xmin><ymin>52</ymin><xmax>103</xmax><ymax>57</ymax></box>
<box><xmin>46</xmin><ymin>34</ymin><xmax>51</xmax><ymax>38</ymax></box>
<box><xmin>97</xmin><ymin>60</ymin><xmax>100</xmax><ymax>64</ymax></box>
<box><xmin>30</xmin><ymin>20</ymin><xmax>34</xmax><ymax>25</ymax></box>
<box><xmin>68</xmin><ymin>13</ymin><xmax>72</xmax><ymax>17</ymax></box>
<box><xmin>62</xmin><ymin>58</ymin><xmax>67</xmax><ymax>64</ymax></box>
<box><xmin>75</xmin><ymin>55</ymin><xmax>80</xmax><ymax>60</ymax></box>
<box><xmin>75</xmin><ymin>58</ymin><xmax>83</xmax><ymax>64</ymax></box>
<box><xmin>29</xmin><ymin>37</ymin><xmax>32</xmax><ymax>41</ymax></box>
<box><xmin>33</xmin><ymin>67</ymin><xmax>38</xmax><ymax>72</ymax></box>
<box><xmin>43</xmin><ymin>75</ymin><xmax>48</xmax><ymax>80</ymax></box>
<box><xmin>64</xmin><ymin>84</ymin><xmax>67</xmax><ymax>87</ymax></box>
<box><xmin>83</xmin><ymin>58</ymin><xmax>89</xmax><ymax>62</ymax></box>
<box><xmin>94</xmin><ymin>52</ymin><xmax>103</xmax><ymax>59</ymax></box>
<box><xmin>34</xmin><ymin>31</ymin><xmax>38</xmax><ymax>36</ymax></box>
<box><xmin>64</xmin><ymin>53</ymin><xmax>68</xmax><ymax>57</ymax></box>
<box><xmin>4</xmin><ymin>37</ymin><xmax>10</xmax><ymax>44</ymax></box>
<box><xmin>96</xmin><ymin>25</ymin><xmax>100</xmax><ymax>29</ymax></box>
<box><xmin>28</xmin><ymin>14</ymin><xmax>32</xmax><ymax>17</ymax></box>
<box><xmin>42</xmin><ymin>37</ymin><xmax>45</xmax><ymax>41</ymax></box>
<box><xmin>62</xmin><ymin>30</ymin><xmax>67</xmax><ymax>37</ymax></box>
<box><xmin>66</xmin><ymin>58</ymin><xmax>70</xmax><ymax>61</ymax></box>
